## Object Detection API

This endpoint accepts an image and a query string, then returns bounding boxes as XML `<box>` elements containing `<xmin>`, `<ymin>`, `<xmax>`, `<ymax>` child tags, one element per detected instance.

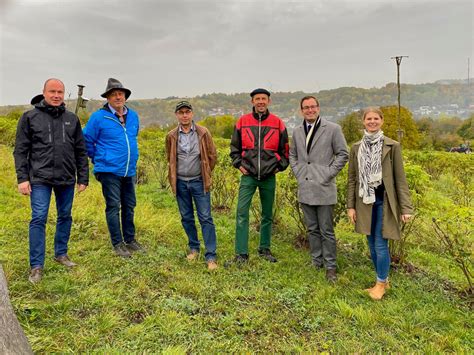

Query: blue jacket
<box><xmin>83</xmin><ymin>105</ymin><xmax>139</xmax><ymax>177</ymax></box>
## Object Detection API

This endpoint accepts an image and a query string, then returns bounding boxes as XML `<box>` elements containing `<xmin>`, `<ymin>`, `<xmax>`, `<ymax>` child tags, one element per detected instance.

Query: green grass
<box><xmin>0</xmin><ymin>144</ymin><xmax>472</xmax><ymax>353</ymax></box>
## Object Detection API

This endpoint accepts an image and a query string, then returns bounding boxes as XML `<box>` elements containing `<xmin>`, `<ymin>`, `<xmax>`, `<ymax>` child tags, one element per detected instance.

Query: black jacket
<box><xmin>13</xmin><ymin>100</ymin><xmax>89</xmax><ymax>186</ymax></box>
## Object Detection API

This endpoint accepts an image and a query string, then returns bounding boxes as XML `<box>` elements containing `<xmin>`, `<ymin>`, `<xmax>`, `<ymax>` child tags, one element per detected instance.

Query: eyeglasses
<box><xmin>302</xmin><ymin>105</ymin><xmax>319</xmax><ymax>111</ymax></box>
<box><xmin>176</xmin><ymin>110</ymin><xmax>192</xmax><ymax>115</ymax></box>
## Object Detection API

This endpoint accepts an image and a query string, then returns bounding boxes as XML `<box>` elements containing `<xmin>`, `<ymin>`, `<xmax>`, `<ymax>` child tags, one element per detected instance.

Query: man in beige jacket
<box><xmin>166</xmin><ymin>101</ymin><xmax>218</xmax><ymax>270</ymax></box>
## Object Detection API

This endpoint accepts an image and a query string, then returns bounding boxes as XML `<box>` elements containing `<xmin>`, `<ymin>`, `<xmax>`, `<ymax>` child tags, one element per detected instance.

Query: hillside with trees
<box><xmin>1</xmin><ymin>80</ymin><xmax>472</xmax><ymax>128</ymax></box>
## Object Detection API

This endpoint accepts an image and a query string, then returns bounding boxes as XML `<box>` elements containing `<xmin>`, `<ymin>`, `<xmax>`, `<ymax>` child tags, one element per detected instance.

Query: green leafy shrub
<box><xmin>278</xmin><ymin>170</ymin><xmax>306</xmax><ymax>245</ymax></box>
<box><xmin>0</xmin><ymin>113</ymin><xmax>20</xmax><ymax>147</ymax></box>
<box><xmin>432</xmin><ymin>207</ymin><xmax>473</xmax><ymax>294</ymax></box>
<box><xmin>199</xmin><ymin>115</ymin><xmax>236</xmax><ymax>139</ymax></box>
<box><xmin>389</xmin><ymin>161</ymin><xmax>431</xmax><ymax>264</ymax></box>
<box><xmin>211</xmin><ymin>147</ymin><xmax>239</xmax><ymax>211</ymax></box>
<box><xmin>136</xmin><ymin>129</ymin><xmax>168</xmax><ymax>187</ymax></box>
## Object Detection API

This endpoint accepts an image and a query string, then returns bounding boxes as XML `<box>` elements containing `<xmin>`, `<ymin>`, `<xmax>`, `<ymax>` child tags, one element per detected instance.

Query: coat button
<box><xmin>307</xmin><ymin>162</ymin><xmax>310</xmax><ymax>164</ymax></box>
<box><xmin>305</xmin><ymin>178</ymin><xmax>308</xmax><ymax>180</ymax></box>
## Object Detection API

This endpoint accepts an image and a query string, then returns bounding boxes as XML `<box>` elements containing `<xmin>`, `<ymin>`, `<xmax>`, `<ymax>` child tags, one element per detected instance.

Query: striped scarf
<box><xmin>358</xmin><ymin>130</ymin><xmax>384</xmax><ymax>204</ymax></box>
<box><xmin>304</xmin><ymin>118</ymin><xmax>320</xmax><ymax>153</ymax></box>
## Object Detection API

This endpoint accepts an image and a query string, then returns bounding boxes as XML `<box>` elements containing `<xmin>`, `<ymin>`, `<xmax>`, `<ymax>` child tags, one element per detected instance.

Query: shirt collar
<box><xmin>305</xmin><ymin>117</ymin><xmax>320</xmax><ymax>128</ymax></box>
<box><xmin>108</xmin><ymin>104</ymin><xmax>128</xmax><ymax>116</ymax></box>
<box><xmin>179</xmin><ymin>121</ymin><xmax>195</xmax><ymax>133</ymax></box>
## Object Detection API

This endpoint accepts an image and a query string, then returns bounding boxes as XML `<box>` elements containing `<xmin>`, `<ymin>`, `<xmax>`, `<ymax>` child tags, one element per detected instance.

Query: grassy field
<box><xmin>0</xmin><ymin>144</ymin><xmax>472</xmax><ymax>353</ymax></box>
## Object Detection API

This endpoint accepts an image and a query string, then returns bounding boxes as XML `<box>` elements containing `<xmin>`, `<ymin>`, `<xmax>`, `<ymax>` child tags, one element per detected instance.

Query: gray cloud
<box><xmin>0</xmin><ymin>0</ymin><xmax>472</xmax><ymax>104</ymax></box>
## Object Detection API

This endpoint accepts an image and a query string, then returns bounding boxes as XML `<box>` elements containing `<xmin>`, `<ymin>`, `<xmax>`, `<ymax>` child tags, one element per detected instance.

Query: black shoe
<box><xmin>326</xmin><ymin>268</ymin><xmax>337</xmax><ymax>283</ymax></box>
<box><xmin>114</xmin><ymin>242</ymin><xmax>132</xmax><ymax>258</ymax></box>
<box><xmin>224</xmin><ymin>254</ymin><xmax>249</xmax><ymax>268</ymax></box>
<box><xmin>258</xmin><ymin>248</ymin><xmax>277</xmax><ymax>263</ymax></box>
<box><xmin>125</xmin><ymin>240</ymin><xmax>146</xmax><ymax>253</ymax></box>
<box><xmin>312</xmin><ymin>261</ymin><xmax>324</xmax><ymax>269</ymax></box>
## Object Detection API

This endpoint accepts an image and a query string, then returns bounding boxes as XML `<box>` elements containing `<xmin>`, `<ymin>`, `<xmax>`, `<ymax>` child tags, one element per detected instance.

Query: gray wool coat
<box><xmin>289</xmin><ymin>119</ymin><xmax>349</xmax><ymax>205</ymax></box>
<box><xmin>346</xmin><ymin>136</ymin><xmax>414</xmax><ymax>240</ymax></box>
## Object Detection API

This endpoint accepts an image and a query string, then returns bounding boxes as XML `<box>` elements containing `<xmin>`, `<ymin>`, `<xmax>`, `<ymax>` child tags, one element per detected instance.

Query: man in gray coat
<box><xmin>289</xmin><ymin>96</ymin><xmax>348</xmax><ymax>282</ymax></box>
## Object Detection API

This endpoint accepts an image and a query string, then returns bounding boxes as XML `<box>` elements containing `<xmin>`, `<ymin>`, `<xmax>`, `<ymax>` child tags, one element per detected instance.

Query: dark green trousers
<box><xmin>235</xmin><ymin>175</ymin><xmax>276</xmax><ymax>255</ymax></box>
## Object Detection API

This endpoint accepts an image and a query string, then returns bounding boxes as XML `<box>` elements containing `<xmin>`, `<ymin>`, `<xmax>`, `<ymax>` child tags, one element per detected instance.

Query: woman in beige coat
<box><xmin>347</xmin><ymin>107</ymin><xmax>413</xmax><ymax>300</ymax></box>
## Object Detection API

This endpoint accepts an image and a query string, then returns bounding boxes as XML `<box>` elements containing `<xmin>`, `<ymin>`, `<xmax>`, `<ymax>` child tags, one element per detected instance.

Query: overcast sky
<box><xmin>0</xmin><ymin>0</ymin><xmax>472</xmax><ymax>105</ymax></box>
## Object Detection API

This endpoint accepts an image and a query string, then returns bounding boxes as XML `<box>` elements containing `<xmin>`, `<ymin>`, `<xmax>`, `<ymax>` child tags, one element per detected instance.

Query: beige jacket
<box><xmin>166</xmin><ymin>124</ymin><xmax>217</xmax><ymax>194</ymax></box>
<box><xmin>347</xmin><ymin>136</ymin><xmax>413</xmax><ymax>240</ymax></box>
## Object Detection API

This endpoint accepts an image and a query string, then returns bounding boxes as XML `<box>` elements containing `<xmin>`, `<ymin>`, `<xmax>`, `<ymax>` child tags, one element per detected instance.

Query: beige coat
<box><xmin>347</xmin><ymin>136</ymin><xmax>413</xmax><ymax>240</ymax></box>
<box><xmin>165</xmin><ymin>124</ymin><xmax>217</xmax><ymax>194</ymax></box>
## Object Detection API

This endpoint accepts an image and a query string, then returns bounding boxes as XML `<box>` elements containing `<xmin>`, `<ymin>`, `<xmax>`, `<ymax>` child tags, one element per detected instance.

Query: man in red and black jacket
<box><xmin>228</xmin><ymin>88</ymin><xmax>289</xmax><ymax>265</ymax></box>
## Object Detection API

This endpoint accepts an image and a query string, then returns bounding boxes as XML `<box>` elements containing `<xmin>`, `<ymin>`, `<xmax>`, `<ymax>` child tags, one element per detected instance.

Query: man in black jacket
<box><xmin>14</xmin><ymin>78</ymin><xmax>89</xmax><ymax>283</ymax></box>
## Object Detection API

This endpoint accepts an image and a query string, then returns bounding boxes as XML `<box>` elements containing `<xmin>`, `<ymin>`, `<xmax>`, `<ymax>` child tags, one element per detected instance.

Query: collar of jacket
<box><xmin>178</xmin><ymin>121</ymin><xmax>196</xmax><ymax>133</ymax></box>
<box><xmin>35</xmin><ymin>100</ymin><xmax>66</xmax><ymax>118</ymax></box>
<box><xmin>298</xmin><ymin>116</ymin><xmax>325</xmax><ymax>130</ymax></box>
<box><xmin>170</xmin><ymin>123</ymin><xmax>207</xmax><ymax>140</ymax></box>
<box><xmin>353</xmin><ymin>135</ymin><xmax>396</xmax><ymax>161</ymax></box>
<box><xmin>354</xmin><ymin>135</ymin><xmax>396</xmax><ymax>147</ymax></box>
<box><xmin>303</xmin><ymin>116</ymin><xmax>321</xmax><ymax>134</ymax></box>
<box><xmin>252</xmin><ymin>108</ymin><xmax>270</xmax><ymax>121</ymax></box>
<box><xmin>101</xmin><ymin>103</ymin><xmax>129</xmax><ymax>115</ymax></box>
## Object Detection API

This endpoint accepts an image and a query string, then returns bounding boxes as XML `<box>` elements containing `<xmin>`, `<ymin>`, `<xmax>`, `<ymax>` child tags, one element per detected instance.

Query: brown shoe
<box><xmin>186</xmin><ymin>250</ymin><xmax>199</xmax><ymax>261</ymax></box>
<box><xmin>368</xmin><ymin>281</ymin><xmax>387</xmax><ymax>300</ymax></box>
<box><xmin>326</xmin><ymin>268</ymin><xmax>337</xmax><ymax>283</ymax></box>
<box><xmin>207</xmin><ymin>260</ymin><xmax>218</xmax><ymax>271</ymax></box>
<box><xmin>28</xmin><ymin>267</ymin><xmax>43</xmax><ymax>284</ymax></box>
<box><xmin>365</xmin><ymin>280</ymin><xmax>390</xmax><ymax>292</ymax></box>
<box><xmin>54</xmin><ymin>255</ymin><xmax>77</xmax><ymax>267</ymax></box>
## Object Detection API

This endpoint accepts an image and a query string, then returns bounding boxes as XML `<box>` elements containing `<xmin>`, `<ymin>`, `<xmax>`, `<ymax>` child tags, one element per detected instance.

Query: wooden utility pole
<box><xmin>75</xmin><ymin>84</ymin><xmax>88</xmax><ymax>115</ymax></box>
<box><xmin>468</xmin><ymin>57</ymin><xmax>470</xmax><ymax>88</ymax></box>
<box><xmin>391</xmin><ymin>56</ymin><xmax>408</xmax><ymax>143</ymax></box>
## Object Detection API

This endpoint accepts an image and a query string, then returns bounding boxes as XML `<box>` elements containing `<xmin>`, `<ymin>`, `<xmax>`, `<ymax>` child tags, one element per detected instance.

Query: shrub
<box><xmin>431</xmin><ymin>207</ymin><xmax>473</xmax><ymax>294</ymax></box>
<box><xmin>211</xmin><ymin>147</ymin><xmax>239</xmax><ymax>211</ymax></box>
<box><xmin>278</xmin><ymin>171</ymin><xmax>306</xmax><ymax>246</ymax></box>
<box><xmin>137</xmin><ymin>130</ymin><xmax>168</xmax><ymax>187</ymax></box>
<box><xmin>334</xmin><ymin>165</ymin><xmax>348</xmax><ymax>226</ymax></box>
<box><xmin>0</xmin><ymin>114</ymin><xmax>20</xmax><ymax>147</ymax></box>
<box><xmin>388</xmin><ymin>161</ymin><xmax>433</xmax><ymax>264</ymax></box>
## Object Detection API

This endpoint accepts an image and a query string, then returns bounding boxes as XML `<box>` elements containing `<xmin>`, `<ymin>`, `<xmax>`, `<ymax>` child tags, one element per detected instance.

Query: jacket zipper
<box><xmin>104</xmin><ymin>115</ymin><xmax>131</xmax><ymax>177</ymax></box>
<box><xmin>258</xmin><ymin>116</ymin><xmax>261</xmax><ymax>180</ymax></box>
<box><xmin>48</xmin><ymin>122</ymin><xmax>52</xmax><ymax>143</ymax></box>
<box><xmin>62</xmin><ymin>122</ymin><xmax>65</xmax><ymax>143</ymax></box>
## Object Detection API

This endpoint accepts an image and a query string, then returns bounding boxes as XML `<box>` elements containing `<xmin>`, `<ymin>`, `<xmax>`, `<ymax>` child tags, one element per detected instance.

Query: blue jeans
<box><xmin>29</xmin><ymin>184</ymin><xmax>75</xmax><ymax>268</ymax></box>
<box><xmin>176</xmin><ymin>178</ymin><xmax>217</xmax><ymax>261</ymax></box>
<box><xmin>367</xmin><ymin>189</ymin><xmax>390</xmax><ymax>282</ymax></box>
<box><xmin>97</xmin><ymin>173</ymin><xmax>136</xmax><ymax>246</ymax></box>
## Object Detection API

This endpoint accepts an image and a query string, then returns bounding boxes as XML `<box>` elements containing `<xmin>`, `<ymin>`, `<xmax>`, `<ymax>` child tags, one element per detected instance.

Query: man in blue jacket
<box><xmin>83</xmin><ymin>78</ymin><xmax>143</xmax><ymax>257</ymax></box>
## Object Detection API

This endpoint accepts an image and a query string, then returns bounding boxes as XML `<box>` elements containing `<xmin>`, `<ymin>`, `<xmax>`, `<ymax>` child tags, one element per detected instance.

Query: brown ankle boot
<box><xmin>368</xmin><ymin>281</ymin><xmax>387</xmax><ymax>300</ymax></box>
<box><xmin>364</xmin><ymin>284</ymin><xmax>375</xmax><ymax>292</ymax></box>
<box><xmin>365</xmin><ymin>280</ymin><xmax>390</xmax><ymax>292</ymax></box>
